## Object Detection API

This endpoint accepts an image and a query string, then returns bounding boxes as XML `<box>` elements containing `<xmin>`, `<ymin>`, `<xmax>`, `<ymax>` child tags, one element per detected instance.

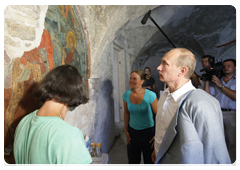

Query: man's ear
<box><xmin>234</xmin><ymin>66</ymin><xmax>237</xmax><ymax>71</ymax></box>
<box><xmin>180</xmin><ymin>66</ymin><xmax>188</xmax><ymax>76</ymax></box>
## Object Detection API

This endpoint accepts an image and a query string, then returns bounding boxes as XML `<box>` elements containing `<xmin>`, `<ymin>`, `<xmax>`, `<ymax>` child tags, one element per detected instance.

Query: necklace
<box><xmin>49</xmin><ymin>108</ymin><xmax>62</xmax><ymax>118</ymax></box>
<box><xmin>146</xmin><ymin>75</ymin><xmax>151</xmax><ymax>79</ymax></box>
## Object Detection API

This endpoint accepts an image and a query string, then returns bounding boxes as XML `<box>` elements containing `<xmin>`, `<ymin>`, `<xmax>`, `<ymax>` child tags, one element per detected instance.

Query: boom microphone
<box><xmin>140</xmin><ymin>9</ymin><xmax>176</xmax><ymax>48</ymax></box>
<box><xmin>141</xmin><ymin>10</ymin><xmax>151</xmax><ymax>25</ymax></box>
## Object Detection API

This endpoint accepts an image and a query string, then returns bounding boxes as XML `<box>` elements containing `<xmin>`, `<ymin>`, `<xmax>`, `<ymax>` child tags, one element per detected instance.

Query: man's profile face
<box><xmin>157</xmin><ymin>50</ymin><xmax>180</xmax><ymax>83</ymax></box>
<box><xmin>201</xmin><ymin>58</ymin><xmax>210</xmax><ymax>68</ymax></box>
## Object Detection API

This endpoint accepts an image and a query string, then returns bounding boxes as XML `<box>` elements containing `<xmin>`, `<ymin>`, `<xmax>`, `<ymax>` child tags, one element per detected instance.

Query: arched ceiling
<box><xmin>134</xmin><ymin>5</ymin><xmax>236</xmax><ymax>70</ymax></box>
<box><xmin>75</xmin><ymin>5</ymin><xmax>236</xmax><ymax>78</ymax></box>
<box><xmin>75</xmin><ymin>5</ymin><xmax>159</xmax><ymax>78</ymax></box>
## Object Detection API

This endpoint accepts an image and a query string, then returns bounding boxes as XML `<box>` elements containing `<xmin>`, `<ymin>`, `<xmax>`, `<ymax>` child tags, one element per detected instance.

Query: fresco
<box><xmin>4</xmin><ymin>5</ymin><xmax>88</xmax><ymax>163</ymax></box>
<box><xmin>44</xmin><ymin>5</ymin><xmax>88</xmax><ymax>89</ymax></box>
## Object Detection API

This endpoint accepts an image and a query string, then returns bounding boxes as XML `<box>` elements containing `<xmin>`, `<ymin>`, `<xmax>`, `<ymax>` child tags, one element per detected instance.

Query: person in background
<box><xmin>142</xmin><ymin>67</ymin><xmax>159</xmax><ymax>98</ymax></box>
<box><xmin>123</xmin><ymin>69</ymin><xmax>158</xmax><ymax>164</ymax></box>
<box><xmin>14</xmin><ymin>65</ymin><xmax>92</xmax><ymax>164</ymax></box>
<box><xmin>192</xmin><ymin>55</ymin><xmax>211</xmax><ymax>89</ymax></box>
<box><xmin>152</xmin><ymin>48</ymin><xmax>230</xmax><ymax>164</ymax></box>
<box><xmin>204</xmin><ymin>59</ymin><xmax>236</xmax><ymax>163</ymax></box>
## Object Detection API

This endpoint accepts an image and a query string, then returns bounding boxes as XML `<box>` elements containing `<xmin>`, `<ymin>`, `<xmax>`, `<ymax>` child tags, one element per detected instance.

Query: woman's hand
<box><xmin>149</xmin><ymin>136</ymin><xmax>155</xmax><ymax>148</ymax></box>
<box><xmin>125</xmin><ymin>131</ymin><xmax>131</xmax><ymax>145</ymax></box>
<box><xmin>151</xmin><ymin>150</ymin><xmax>156</xmax><ymax>163</ymax></box>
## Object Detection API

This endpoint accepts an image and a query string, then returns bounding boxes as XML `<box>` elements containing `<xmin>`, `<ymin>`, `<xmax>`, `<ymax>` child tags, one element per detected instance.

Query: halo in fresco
<box><xmin>66</xmin><ymin>30</ymin><xmax>77</xmax><ymax>51</ymax></box>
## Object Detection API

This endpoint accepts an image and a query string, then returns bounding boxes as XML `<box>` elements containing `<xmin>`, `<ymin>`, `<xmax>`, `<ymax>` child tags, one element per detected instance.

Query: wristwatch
<box><xmin>221</xmin><ymin>85</ymin><xmax>225</xmax><ymax>89</ymax></box>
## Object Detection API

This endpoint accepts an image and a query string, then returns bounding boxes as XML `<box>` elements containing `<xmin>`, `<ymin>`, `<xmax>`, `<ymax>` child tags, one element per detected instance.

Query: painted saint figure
<box><xmin>62</xmin><ymin>31</ymin><xmax>82</xmax><ymax>74</ymax></box>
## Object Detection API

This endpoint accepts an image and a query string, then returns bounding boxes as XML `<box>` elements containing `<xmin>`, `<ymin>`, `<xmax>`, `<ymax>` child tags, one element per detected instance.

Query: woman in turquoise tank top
<box><xmin>122</xmin><ymin>69</ymin><xmax>158</xmax><ymax>164</ymax></box>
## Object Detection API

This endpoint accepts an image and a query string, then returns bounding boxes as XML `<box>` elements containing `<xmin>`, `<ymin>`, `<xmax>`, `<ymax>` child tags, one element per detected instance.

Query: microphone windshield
<box><xmin>141</xmin><ymin>10</ymin><xmax>151</xmax><ymax>25</ymax></box>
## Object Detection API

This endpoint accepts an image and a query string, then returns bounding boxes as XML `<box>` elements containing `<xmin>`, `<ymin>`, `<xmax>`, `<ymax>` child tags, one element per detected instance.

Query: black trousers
<box><xmin>127</xmin><ymin>126</ymin><xmax>155</xmax><ymax>164</ymax></box>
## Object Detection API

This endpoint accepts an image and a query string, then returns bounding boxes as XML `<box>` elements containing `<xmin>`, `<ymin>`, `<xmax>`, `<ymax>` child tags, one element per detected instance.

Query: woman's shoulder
<box><xmin>145</xmin><ymin>89</ymin><xmax>155</xmax><ymax>95</ymax></box>
<box><xmin>124</xmin><ymin>89</ymin><xmax>132</xmax><ymax>94</ymax></box>
<box><xmin>57</xmin><ymin>120</ymin><xmax>80</xmax><ymax>131</ymax></box>
<box><xmin>54</xmin><ymin>120</ymin><xmax>84</xmax><ymax>139</ymax></box>
<box><xmin>145</xmin><ymin>89</ymin><xmax>157</xmax><ymax>99</ymax></box>
<box><xmin>122</xmin><ymin>90</ymin><xmax>131</xmax><ymax>97</ymax></box>
<box><xmin>16</xmin><ymin>110</ymin><xmax>37</xmax><ymax>128</ymax></box>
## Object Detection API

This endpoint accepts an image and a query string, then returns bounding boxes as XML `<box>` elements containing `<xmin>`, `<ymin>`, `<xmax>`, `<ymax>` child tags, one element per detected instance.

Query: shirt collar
<box><xmin>221</xmin><ymin>74</ymin><xmax>236</xmax><ymax>81</ymax></box>
<box><xmin>165</xmin><ymin>80</ymin><xmax>196</xmax><ymax>103</ymax></box>
<box><xmin>230</xmin><ymin>74</ymin><xmax>236</xmax><ymax>80</ymax></box>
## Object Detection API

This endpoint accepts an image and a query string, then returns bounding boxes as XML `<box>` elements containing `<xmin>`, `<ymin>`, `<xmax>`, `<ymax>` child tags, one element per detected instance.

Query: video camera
<box><xmin>200</xmin><ymin>56</ymin><xmax>224</xmax><ymax>81</ymax></box>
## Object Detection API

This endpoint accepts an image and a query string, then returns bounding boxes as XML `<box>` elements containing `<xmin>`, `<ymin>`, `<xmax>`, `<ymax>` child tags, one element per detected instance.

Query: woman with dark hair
<box><xmin>142</xmin><ymin>67</ymin><xmax>159</xmax><ymax>98</ymax></box>
<box><xmin>122</xmin><ymin>69</ymin><xmax>158</xmax><ymax>164</ymax></box>
<box><xmin>14</xmin><ymin>65</ymin><xmax>92</xmax><ymax>164</ymax></box>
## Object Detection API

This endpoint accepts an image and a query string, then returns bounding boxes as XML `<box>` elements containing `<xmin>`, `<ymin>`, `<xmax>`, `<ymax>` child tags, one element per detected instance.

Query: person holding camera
<box><xmin>204</xmin><ymin>59</ymin><xmax>236</xmax><ymax>163</ymax></box>
<box><xmin>192</xmin><ymin>55</ymin><xmax>211</xmax><ymax>89</ymax></box>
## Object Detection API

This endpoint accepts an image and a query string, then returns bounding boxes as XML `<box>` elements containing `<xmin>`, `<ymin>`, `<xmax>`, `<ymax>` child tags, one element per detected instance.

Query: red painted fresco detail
<box><xmin>38</xmin><ymin>29</ymin><xmax>54</xmax><ymax>71</ymax></box>
<box><xmin>65</xmin><ymin>5</ymin><xmax>69</xmax><ymax>18</ymax></box>
<box><xmin>20</xmin><ymin>57</ymin><xmax>27</xmax><ymax>65</ymax></box>
<box><xmin>21</xmin><ymin>48</ymin><xmax>46</xmax><ymax>74</ymax></box>
<box><xmin>14</xmin><ymin>74</ymin><xmax>40</xmax><ymax>128</ymax></box>
<box><xmin>65</xmin><ymin>51</ymin><xmax>74</xmax><ymax>64</ymax></box>
<box><xmin>4</xmin><ymin>6</ymin><xmax>90</xmax><ymax>162</ymax></box>
<box><xmin>4</xmin><ymin>30</ymin><xmax>54</xmax><ymax>158</ymax></box>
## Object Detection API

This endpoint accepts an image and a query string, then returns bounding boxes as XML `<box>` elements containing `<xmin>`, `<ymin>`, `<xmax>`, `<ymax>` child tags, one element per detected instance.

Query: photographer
<box><xmin>192</xmin><ymin>55</ymin><xmax>211</xmax><ymax>89</ymax></box>
<box><xmin>204</xmin><ymin>59</ymin><xmax>236</xmax><ymax>163</ymax></box>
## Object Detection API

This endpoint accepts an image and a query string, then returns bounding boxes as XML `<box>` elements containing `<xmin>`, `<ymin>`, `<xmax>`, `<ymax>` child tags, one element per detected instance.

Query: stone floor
<box><xmin>108</xmin><ymin>132</ymin><xmax>144</xmax><ymax>164</ymax></box>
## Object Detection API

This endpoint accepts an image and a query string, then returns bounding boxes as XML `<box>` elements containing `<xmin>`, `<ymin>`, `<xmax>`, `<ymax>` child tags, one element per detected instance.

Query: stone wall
<box><xmin>4</xmin><ymin>5</ymin><xmax>90</xmax><ymax>163</ymax></box>
<box><xmin>4</xmin><ymin>5</ymin><xmax>159</xmax><ymax>163</ymax></box>
<box><xmin>66</xmin><ymin>5</ymin><xmax>159</xmax><ymax>153</ymax></box>
<box><xmin>4</xmin><ymin>5</ymin><xmax>47</xmax><ymax>163</ymax></box>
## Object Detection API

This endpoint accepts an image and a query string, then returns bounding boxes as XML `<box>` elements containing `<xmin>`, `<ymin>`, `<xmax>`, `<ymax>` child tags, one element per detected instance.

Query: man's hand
<box><xmin>212</xmin><ymin>75</ymin><xmax>222</xmax><ymax>87</ymax></box>
<box><xmin>212</xmin><ymin>75</ymin><xmax>236</xmax><ymax>100</ymax></box>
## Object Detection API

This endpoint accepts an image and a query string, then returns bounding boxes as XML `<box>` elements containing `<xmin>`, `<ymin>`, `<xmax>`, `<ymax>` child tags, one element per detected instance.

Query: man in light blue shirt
<box><xmin>204</xmin><ymin>59</ymin><xmax>236</xmax><ymax>163</ymax></box>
